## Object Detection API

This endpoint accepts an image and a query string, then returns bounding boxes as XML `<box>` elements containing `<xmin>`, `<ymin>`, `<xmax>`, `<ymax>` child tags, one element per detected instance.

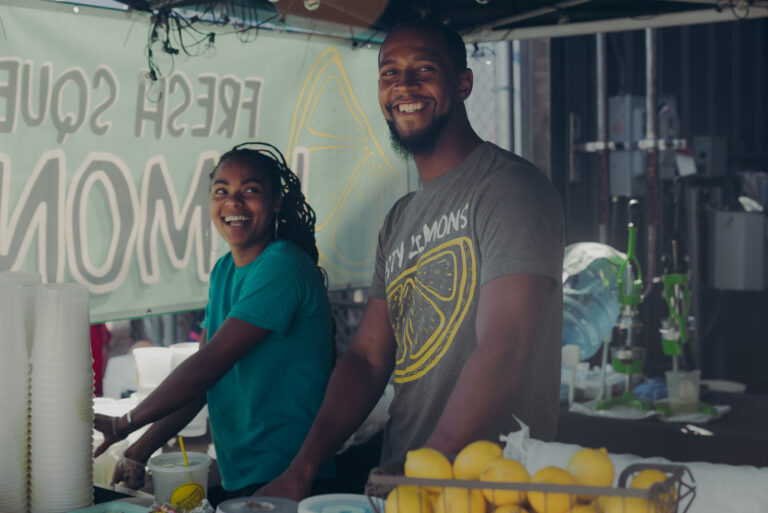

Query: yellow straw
<box><xmin>178</xmin><ymin>436</ymin><xmax>190</xmax><ymax>467</ymax></box>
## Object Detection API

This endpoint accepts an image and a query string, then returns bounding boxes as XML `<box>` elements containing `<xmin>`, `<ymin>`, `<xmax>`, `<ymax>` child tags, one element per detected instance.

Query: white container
<box><xmin>666</xmin><ymin>369</ymin><xmax>701</xmax><ymax>414</ymax></box>
<box><xmin>169</xmin><ymin>342</ymin><xmax>208</xmax><ymax>438</ymax></box>
<box><xmin>298</xmin><ymin>494</ymin><xmax>384</xmax><ymax>513</ymax></box>
<box><xmin>148</xmin><ymin>451</ymin><xmax>211</xmax><ymax>512</ymax></box>
<box><xmin>133</xmin><ymin>347</ymin><xmax>172</xmax><ymax>394</ymax></box>
<box><xmin>0</xmin><ymin>270</ymin><xmax>41</xmax><ymax>354</ymax></box>
<box><xmin>170</xmin><ymin>342</ymin><xmax>199</xmax><ymax>369</ymax></box>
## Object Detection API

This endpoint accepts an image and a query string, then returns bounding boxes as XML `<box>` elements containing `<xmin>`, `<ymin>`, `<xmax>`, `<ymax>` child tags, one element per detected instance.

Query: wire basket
<box><xmin>365</xmin><ymin>462</ymin><xmax>695</xmax><ymax>513</ymax></box>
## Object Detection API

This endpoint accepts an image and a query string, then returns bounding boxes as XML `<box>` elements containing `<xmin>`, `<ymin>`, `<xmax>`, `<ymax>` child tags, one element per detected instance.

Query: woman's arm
<box><xmin>112</xmin><ymin>319</ymin><xmax>270</xmax><ymax>438</ymax></box>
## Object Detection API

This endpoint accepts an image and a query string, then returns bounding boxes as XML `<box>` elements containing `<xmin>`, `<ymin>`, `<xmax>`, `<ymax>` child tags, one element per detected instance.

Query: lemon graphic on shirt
<box><xmin>387</xmin><ymin>237</ymin><xmax>476</xmax><ymax>382</ymax></box>
<box><xmin>286</xmin><ymin>46</ymin><xmax>407</xmax><ymax>286</ymax></box>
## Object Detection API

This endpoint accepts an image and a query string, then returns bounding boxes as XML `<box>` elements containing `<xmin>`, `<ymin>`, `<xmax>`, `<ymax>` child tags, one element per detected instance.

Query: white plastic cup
<box><xmin>666</xmin><ymin>369</ymin><xmax>701</xmax><ymax>414</ymax></box>
<box><xmin>31</xmin><ymin>283</ymin><xmax>90</xmax><ymax>361</ymax></box>
<box><xmin>133</xmin><ymin>347</ymin><xmax>172</xmax><ymax>393</ymax></box>
<box><xmin>170</xmin><ymin>342</ymin><xmax>199</xmax><ymax>369</ymax></box>
<box><xmin>148</xmin><ymin>451</ymin><xmax>211</xmax><ymax>512</ymax></box>
<box><xmin>169</xmin><ymin>342</ymin><xmax>208</xmax><ymax>437</ymax></box>
<box><xmin>0</xmin><ymin>271</ymin><xmax>41</xmax><ymax>354</ymax></box>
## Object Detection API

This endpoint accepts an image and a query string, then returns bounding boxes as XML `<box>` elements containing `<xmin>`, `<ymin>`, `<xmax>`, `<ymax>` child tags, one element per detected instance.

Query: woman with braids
<box><xmin>93</xmin><ymin>142</ymin><xmax>335</xmax><ymax>501</ymax></box>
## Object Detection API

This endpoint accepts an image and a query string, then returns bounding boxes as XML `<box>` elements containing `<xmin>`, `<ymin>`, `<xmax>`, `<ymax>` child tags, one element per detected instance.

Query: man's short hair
<box><xmin>384</xmin><ymin>18</ymin><xmax>468</xmax><ymax>73</ymax></box>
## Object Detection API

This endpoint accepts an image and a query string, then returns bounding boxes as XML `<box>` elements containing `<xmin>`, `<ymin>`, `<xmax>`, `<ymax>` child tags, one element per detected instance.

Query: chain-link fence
<box><xmin>466</xmin><ymin>42</ymin><xmax>500</xmax><ymax>145</ymax></box>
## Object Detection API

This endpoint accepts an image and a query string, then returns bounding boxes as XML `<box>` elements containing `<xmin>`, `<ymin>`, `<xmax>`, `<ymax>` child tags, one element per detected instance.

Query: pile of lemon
<box><xmin>384</xmin><ymin>441</ymin><xmax>674</xmax><ymax>513</ymax></box>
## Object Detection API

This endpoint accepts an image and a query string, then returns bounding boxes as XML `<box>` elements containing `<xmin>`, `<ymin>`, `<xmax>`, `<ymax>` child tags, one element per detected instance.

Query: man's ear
<box><xmin>456</xmin><ymin>68</ymin><xmax>473</xmax><ymax>102</ymax></box>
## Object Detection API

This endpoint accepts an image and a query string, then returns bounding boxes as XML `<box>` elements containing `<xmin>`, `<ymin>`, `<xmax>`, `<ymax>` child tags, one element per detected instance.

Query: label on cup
<box><xmin>171</xmin><ymin>481</ymin><xmax>205</xmax><ymax>511</ymax></box>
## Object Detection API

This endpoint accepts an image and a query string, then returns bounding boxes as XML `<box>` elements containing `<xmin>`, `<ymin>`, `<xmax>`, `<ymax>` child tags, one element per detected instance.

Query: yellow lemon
<box><xmin>629</xmin><ymin>469</ymin><xmax>667</xmax><ymax>490</ymax></box>
<box><xmin>427</xmin><ymin>491</ymin><xmax>442</xmax><ymax>511</ymax></box>
<box><xmin>566</xmin><ymin>447</ymin><xmax>614</xmax><ymax>501</ymax></box>
<box><xmin>434</xmin><ymin>487</ymin><xmax>487</xmax><ymax>513</ymax></box>
<box><xmin>405</xmin><ymin>448</ymin><xmax>454</xmax><ymax>493</ymax></box>
<box><xmin>527</xmin><ymin>466</ymin><xmax>577</xmax><ymax>513</ymax></box>
<box><xmin>493</xmin><ymin>505</ymin><xmax>528</xmax><ymax>513</ymax></box>
<box><xmin>386</xmin><ymin>485</ymin><xmax>434</xmax><ymax>513</ymax></box>
<box><xmin>597</xmin><ymin>497</ymin><xmax>657</xmax><ymax>513</ymax></box>
<box><xmin>569</xmin><ymin>504</ymin><xmax>597</xmax><ymax>513</ymax></box>
<box><xmin>629</xmin><ymin>469</ymin><xmax>677</xmax><ymax>503</ymax></box>
<box><xmin>454</xmin><ymin>440</ymin><xmax>504</xmax><ymax>480</ymax></box>
<box><xmin>479</xmin><ymin>458</ymin><xmax>530</xmax><ymax>506</ymax></box>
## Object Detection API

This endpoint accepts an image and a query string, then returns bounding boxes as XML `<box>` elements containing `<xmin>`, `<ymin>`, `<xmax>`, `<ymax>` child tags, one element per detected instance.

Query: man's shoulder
<box><xmin>479</xmin><ymin>141</ymin><xmax>544</xmax><ymax>176</ymax></box>
<box><xmin>382</xmin><ymin>189</ymin><xmax>418</xmax><ymax>226</ymax></box>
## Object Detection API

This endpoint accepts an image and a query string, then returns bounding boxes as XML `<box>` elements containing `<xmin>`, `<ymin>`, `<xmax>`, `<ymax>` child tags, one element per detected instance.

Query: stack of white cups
<box><xmin>29</xmin><ymin>283</ymin><xmax>94</xmax><ymax>513</ymax></box>
<box><xmin>0</xmin><ymin>279</ymin><xmax>35</xmax><ymax>513</ymax></box>
<box><xmin>0</xmin><ymin>271</ymin><xmax>41</xmax><ymax>354</ymax></box>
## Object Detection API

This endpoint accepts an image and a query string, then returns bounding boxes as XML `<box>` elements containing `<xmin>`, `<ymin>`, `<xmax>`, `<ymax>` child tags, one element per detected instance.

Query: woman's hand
<box><xmin>93</xmin><ymin>413</ymin><xmax>122</xmax><ymax>458</ymax></box>
<box><xmin>111</xmin><ymin>456</ymin><xmax>147</xmax><ymax>490</ymax></box>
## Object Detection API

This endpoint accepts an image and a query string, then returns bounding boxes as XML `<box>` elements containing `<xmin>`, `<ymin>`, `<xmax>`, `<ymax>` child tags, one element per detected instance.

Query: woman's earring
<box><xmin>274</xmin><ymin>215</ymin><xmax>279</xmax><ymax>239</ymax></box>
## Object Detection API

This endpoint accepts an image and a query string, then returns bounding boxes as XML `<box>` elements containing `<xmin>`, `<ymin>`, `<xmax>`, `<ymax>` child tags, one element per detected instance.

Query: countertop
<box><xmin>555</xmin><ymin>390</ymin><xmax>768</xmax><ymax>467</ymax></box>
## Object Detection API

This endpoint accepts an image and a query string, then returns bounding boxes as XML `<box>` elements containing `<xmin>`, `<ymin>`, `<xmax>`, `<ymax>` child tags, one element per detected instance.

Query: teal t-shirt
<box><xmin>202</xmin><ymin>240</ymin><xmax>333</xmax><ymax>490</ymax></box>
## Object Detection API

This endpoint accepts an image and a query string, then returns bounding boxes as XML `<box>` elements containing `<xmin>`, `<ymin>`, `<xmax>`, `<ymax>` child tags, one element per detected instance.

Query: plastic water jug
<box><xmin>561</xmin><ymin>243</ymin><xmax>625</xmax><ymax>360</ymax></box>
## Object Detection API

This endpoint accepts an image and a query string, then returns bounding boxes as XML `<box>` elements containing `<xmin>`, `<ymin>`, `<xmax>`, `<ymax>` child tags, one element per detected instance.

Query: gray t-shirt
<box><xmin>370</xmin><ymin>142</ymin><xmax>565</xmax><ymax>464</ymax></box>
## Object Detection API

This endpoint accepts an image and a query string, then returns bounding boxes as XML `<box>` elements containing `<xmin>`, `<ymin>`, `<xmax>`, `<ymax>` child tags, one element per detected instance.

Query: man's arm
<box><xmin>423</xmin><ymin>273</ymin><xmax>558</xmax><ymax>453</ymax></box>
<box><xmin>257</xmin><ymin>296</ymin><xmax>396</xmax><ymax>500</ymax></box>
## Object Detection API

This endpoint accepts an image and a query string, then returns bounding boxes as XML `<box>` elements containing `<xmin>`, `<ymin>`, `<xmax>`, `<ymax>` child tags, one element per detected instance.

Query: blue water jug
<box><xmin>561</xmin><ymin>243</ymin><xmax>626</xmax><ymax>360</ymax></box>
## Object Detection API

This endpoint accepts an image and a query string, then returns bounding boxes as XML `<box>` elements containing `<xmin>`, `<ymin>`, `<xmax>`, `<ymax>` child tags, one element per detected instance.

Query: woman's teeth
<box><xmin>225</xmin><ymin>215</ymin><xmax>250</xmax><ymax>224</ymax></box>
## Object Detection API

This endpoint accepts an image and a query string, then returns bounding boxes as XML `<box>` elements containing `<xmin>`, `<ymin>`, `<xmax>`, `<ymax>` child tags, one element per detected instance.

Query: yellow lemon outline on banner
<box><xmin>387</xmin><ymin>237</ymin><xmax>476</xmax><ymax>382</ymax></box>
<box><xmin>286</xmin><ymin>47</ymin><xmax>408</xmax><ymax>286</ymax></box>
<box><xmin>170</xmin><ymin>481</ymin><xmax>205</xmax><ymax>511</ymax></box>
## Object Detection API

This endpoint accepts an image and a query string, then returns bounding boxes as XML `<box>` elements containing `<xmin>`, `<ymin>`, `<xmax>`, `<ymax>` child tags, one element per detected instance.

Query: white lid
<box><xmin>217</xmin><ymin>496</ymin><xmax>299</xmax><ymax>513</ymax></box>
<box><xmin>298</xmin><ymin>494</ymin><xmax>384</xmax><ymax>513</ymax></box>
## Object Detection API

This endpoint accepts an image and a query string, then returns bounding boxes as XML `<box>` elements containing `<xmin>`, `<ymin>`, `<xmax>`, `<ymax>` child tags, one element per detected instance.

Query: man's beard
<box><xmin>387</xmin><ymin>111</ymin><xmax>451</xmax><ymax>158</ymax></box>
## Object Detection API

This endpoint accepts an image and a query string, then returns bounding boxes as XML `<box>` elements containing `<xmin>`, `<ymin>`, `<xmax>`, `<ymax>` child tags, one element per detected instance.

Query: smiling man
<box><xmin>258</xmin><ymin>19</ymin><xmax>565</xmax><ymax>499</ymax></box>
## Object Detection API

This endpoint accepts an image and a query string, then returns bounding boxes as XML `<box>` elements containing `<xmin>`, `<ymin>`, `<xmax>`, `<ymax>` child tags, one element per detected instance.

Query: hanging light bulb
<box><xmin>203</xmin><ymin>33</ymin><xmax>217</xmax><ymax>58</ymax></box>
<box><xmin>475</xmin><ymin>0</ymin><xmax>489</xmax><ymax>4</ymax></box>
<box><xmin>268</xmin><ymin>0</ymin><xmax>280</xmax><ymax>3</ymax></box>
<box><xmin>146</xmin><ymin>74</ymin><xmax>165</xmax><ymax>103</ymax></box>
<box><xmin>304</xmin><ymin>0</ymin><xmax>320</xmax><ymax>11</ymax></box>
<box><xmin>471</xmin><ymin>43</ymin><xmax>495</xmax><ymax>67</ymax></box>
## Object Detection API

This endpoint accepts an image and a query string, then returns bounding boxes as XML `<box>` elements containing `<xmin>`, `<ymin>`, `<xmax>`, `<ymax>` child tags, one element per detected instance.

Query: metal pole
<box><xmin>494</xmin><ymin>41</ymin><xmax>514</xmax><ymax>153</ymax></box>
<box><xmin>596</xmin><ymin>33</ymin><xmax>609</xmax><ymax>244</ymax></box>
<box><xmin>644</xmin><ymin>28</ymin><xmax>659</xmax><ymax>296</ymax></box>
<box><xmin>686</xmin><ymin>186</ymin><xmax>703</xmax><ymax>370</ymax></box>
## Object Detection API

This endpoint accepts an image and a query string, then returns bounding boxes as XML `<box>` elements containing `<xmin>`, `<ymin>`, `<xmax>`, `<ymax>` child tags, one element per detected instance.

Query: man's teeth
<box><xmin>398</xmin><ymin>103</ymin><xmax>424</xmax><ymax>113</ymax></box>
<box><xmin>225</xmin><ymin>215</ymin><xmax>250</xmax><ymax>223</ymax></box>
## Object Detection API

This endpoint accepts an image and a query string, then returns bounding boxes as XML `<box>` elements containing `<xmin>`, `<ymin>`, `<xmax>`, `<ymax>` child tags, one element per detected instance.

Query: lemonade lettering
<box><xmin>0</xmin><ymin>57</ymin><xmax>263</xmax><ymax>143</ymax></box>
<box><xmin>0</xmin><ymin>58</ymin><xmax>119</xmax><ymax>143</ymax></box>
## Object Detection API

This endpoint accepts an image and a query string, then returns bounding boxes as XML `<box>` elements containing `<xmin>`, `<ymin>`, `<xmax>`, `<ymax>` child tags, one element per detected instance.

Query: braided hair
<box><xmin>209</xmin><ymin>142</ymin><xmax>327</xmax><ymax>286</ymax></box>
